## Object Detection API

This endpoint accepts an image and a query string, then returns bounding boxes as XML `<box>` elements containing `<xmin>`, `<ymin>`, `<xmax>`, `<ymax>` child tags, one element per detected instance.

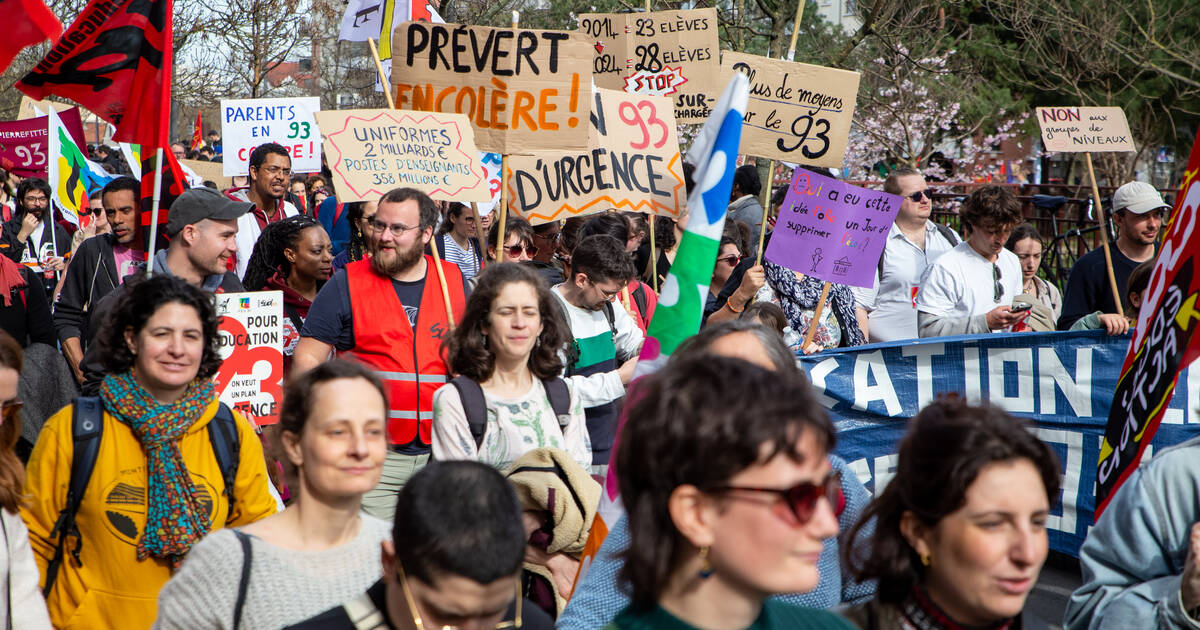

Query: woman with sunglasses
<box><xmin>432</xmin><ymin>263</ymin><xmax>589</xmax><ymax>472</ymax></box>
<box><xmin>155</xmin><ymin>360</ymin><xmax>392</xmax><ymax>629</ymax></box>
<box><xmin>609</xmin><ymin>354</ymin><xmax>853</xmax><ymax>630</ymax></box>
<box><xmin>0</xmin><ymin>332</ymin><xmax>52</xmax><ymax>628</ymax></box>
<box><xmin>487</xmin><ymin>215</ymin><xmax>538</xmax><ymax>263</ymax></box>
<box><xmin>708</xmin><ymin>235</ymin><xmax>743</xmax><ymax>314</ymax></box>
<box><xmin>843</xmin><ymin>397</ymin><xmax>1059</xmax><ymax>629</ymax></box>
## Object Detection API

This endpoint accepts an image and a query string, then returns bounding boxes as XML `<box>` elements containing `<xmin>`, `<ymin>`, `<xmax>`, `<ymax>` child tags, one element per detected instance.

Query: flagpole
<box><xmin>368</xmin><ymin>36</ymin><xmax>456</xmax><ymax>329</ymax></box>
<box><xmin>145</xmin><ymin>147</ymin><xmax>165</xmax><ymax>276</ymax></box>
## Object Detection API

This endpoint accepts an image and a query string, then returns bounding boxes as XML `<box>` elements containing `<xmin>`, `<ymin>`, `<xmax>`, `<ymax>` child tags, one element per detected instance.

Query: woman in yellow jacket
<box><xmin>20</xmin><ymin>274</ymin><xmax>279</xmax><ymax>629</ymax></box>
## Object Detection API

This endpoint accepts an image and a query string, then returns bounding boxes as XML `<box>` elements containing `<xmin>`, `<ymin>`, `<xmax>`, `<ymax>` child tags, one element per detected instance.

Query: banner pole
<box><xmin>1084</xmin><ymin>152</ymin><xmax>1124</xmax><ymax>318</ymax></box>
<box><xmin>802</xmin><ymin>280</ymin><xmax>832</xmax><ymax>348</ymax></box>
<box><xmin>369</xmin><ymin>36</ymin><xmax>455</xmax><ymax>327</ymax></box>
<box><xmin>146</xmin><ymin>147</ymin><xmax>164</xmax><ymax>277</ymax></box>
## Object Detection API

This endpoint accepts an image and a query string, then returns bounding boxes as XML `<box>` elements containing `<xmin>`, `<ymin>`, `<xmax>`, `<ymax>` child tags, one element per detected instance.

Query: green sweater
<box><xmin>606</xmin><ymin>601</ymin><xmax>855</xmax><ymax>630</ymax></box>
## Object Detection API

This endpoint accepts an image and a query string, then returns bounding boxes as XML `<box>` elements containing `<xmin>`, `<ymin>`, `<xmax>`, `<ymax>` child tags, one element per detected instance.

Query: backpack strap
<box><xmin>934</xmin><ymin>222</ymin><xmax>960</xmax><ymax>246</ymax></box>
<box><xmin>602</xmin><ymin>301</ymin><xmax>617</xmax><ymax>339</ymax></box>
<box><xmin>232</xmin><ymin>530</ymin><xmax>253</xmax><ymax>630</ymax></box>
<box><xmin>43</xmin><ymin>397</ymin><xmax>104</xmax><ymax>597</ymax></box>
<box><xmin>541</xmin><ymin>378</ymin><xmax>570</xmax><ymax>426</ymax></box>
<box><xmin>449</xmin><ymin>376</ymin><xmax>489</xmax><ymax>449</ymax></box>
<box><xmin>208</xmin><ymin>403</ymin><xmax>241</xmax><ymax>523</ymax></box>
<box><xmin>631</xmin><ymin>283</ymin><xmax>648</xmax><ymax>319</ymax></box>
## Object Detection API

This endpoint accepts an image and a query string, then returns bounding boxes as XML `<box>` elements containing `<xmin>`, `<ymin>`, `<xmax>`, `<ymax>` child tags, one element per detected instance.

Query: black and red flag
<box><xmin>0</xmin><ymin>0</ymin><xmax>62</xmax><ymax>74</ymax></box>
<box><xmin>1095</xmin><ymin>131</ymin><xmax>1200</xmax><ymax>517</ymax></box>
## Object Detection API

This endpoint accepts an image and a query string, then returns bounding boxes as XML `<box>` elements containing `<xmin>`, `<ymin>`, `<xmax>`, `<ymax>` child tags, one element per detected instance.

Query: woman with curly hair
<box><xmin>242</xmin><ymin>215</ymin><xmax>333</xmax><ymax>370</ymax></box>
<box><xmin>431</xmin><ymin>263</ymin><xmax>589</xmax><ymax>472</ymax></box>
<box><xmin>331</xmin><ymin>201</ymin><xmax>376</xmax><ymax>272</ymax></box>
<box><xmin>21</xmin><ymin>275</ymin><xmax>278</xmax><ymax>629</ymax></box>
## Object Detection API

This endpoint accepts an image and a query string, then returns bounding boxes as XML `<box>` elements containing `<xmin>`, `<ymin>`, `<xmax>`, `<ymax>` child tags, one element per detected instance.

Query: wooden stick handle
<box><xmin>802</xmin><ymin>281</ymin><xmax>832</xmax><ymax>349</ymax></box>
<box><xmin>1084</xmin><ymin>153</ymin><xmax>1124</xmax><ymax>318</ymax></box>
<box><xmin>785</xmin><ymin>0</ymin><xmax>806</xmax><ymax>60</ymax></box>
<box><xmin>756</xmin><ymin>160</ymin><xmax>775</xmax><ymax>265</ymax></box>
<box><xmin>367</xmin><ymin>38</ymin><xmax>396</xmax><ymax>109</ymax></box>
<box><xmin>428</xmin><ymin>240</ymin><xmax>457</xmax><ymax>330</ymax></box>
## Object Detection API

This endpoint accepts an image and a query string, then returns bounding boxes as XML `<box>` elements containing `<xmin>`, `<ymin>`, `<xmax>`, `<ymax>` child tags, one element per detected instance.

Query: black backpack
<box><xmin>42</xmin><ymin>397</ymin><xmax>241</xmax><ymax>596</ymax></box>
<box><xmin>876</xmin><ymin>222</ymin><xmax>960</xmax><ymax>279</ymax></box>
<box><xmin>448</xmin><ymin>376</ymin><xmax>571</xmax><ymax>448</ymax></box>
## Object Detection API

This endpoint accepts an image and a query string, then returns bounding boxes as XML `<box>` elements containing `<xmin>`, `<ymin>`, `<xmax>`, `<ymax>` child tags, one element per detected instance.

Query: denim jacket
<box><xmin>1065</xmin><ymin>436</ymin><xmax>1200</xmax><ymax>629</ymax></box>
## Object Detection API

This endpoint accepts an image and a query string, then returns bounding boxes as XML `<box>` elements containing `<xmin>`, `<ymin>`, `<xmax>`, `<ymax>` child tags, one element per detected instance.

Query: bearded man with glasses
<box><xmin>916</xmin><ymin>185</ymin><xmax>1027</xmax><ymax>337</ymax></box>
<box><xmin>850</xmin><ymin>168</ymin><xmax>962</xmax><ymax>342</ymax></box>
<box><xmin>294</xmin><ymin>187</ymin><xmax>469</xmax><ymax>520</ymax></box>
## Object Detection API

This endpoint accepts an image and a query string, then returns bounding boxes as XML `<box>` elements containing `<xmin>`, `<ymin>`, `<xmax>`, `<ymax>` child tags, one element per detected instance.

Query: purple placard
<box><xmin>763</xmin><ymin>168</ymin><xmax>902</xmax><ymax>289</ymax></box>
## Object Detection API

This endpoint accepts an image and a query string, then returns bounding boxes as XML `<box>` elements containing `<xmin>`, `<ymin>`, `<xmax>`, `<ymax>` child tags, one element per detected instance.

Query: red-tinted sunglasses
<box><xmin>717</xmin><ymin>254</ymin><xmax>743</xmax><ymax>266</ymax></box>
<box><xmin>710</xmin><ymin>471</ymin><xmax>845</xmax><ymax>523</ymax></box>
<box><xmin>505</xmin><ymin>244</ymin><xmax>539</xmax><ymax>257</ymax></box>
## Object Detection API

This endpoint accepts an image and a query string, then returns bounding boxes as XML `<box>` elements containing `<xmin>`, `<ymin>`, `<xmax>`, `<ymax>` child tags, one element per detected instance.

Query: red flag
<box><xmin>191</xmin><ymin>110</ymin><xmax>203</xmax><ymax>151</ymax></box>
<box><xmin>16</xmin><ymin>0</ymin><xmax>173</xmax><ymax>151</ymax></box>
<box><xmin>1095</xmin><ymin>132</ymin><xmax>1200</xmax><ymax>517</ymax></box>
<box><xmin>139</xmin><ymin>148</ymin><xmax>188</xmax><ymax>226</ymax></box>
<box><xmin>0</xmin><ymin>0</ymin><xmax>62</xmax><ymax>73</ymax></box>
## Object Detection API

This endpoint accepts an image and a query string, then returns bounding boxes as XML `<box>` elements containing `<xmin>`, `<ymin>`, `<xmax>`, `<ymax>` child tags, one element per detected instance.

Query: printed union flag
<box><xmin>1095</xmin><ymin>129</ymin><xmax>1200</xmax><ymax>517</ymax></box>
<box><xmin>17</xmin><ymin>0</ymin><xmax>174</xmax><ymax>149</ymax></box>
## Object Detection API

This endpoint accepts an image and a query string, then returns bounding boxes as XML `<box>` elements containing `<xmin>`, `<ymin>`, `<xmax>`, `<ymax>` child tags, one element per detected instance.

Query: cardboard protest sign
<box><xmin>506</xmin><ymin>88</ymin><xmax>686</xmax><ymax>225</ymax></box>
<box><xmin>764</xmin><ymin>167</ymin><xmax>901</xmax><ymax>288</ymax></box>
<box><xmin>1036</xmin><ymin>107</ymin><xmax>1135</xmax><ymax>153</ymax></box>
<box><xmin>16</xmin><ymin>95</ymin><xmax>72</xmax><ymax>121</ymax></box>
<box><xmin>721</xmin><ymin>52</ymin><xmax>860</xmax><ymax>168</ymax></box>
<box><xmin>476</xmin><ymin>152</ymin><xmax>502</xmax><ymax>215</ymax></box>
<box><xmin>313</xmin><ymin>109</ymin><xmax>489</xmax><ymax>203</ymax></box>
<box><xmin>179</xmin><ymin>158</ymin><xmax>232</xmax><ymax>190</ymax></box>
<box><xmin>214</xmin><ymin>292</ymin><xmax>284</xmax><ymax>426</ymax></box>
<box><xmin>577</xmin><ymin>8</ymin><xmax>719</xmax><ymax>124</ymax></box>
<box><xmin>390</xmin><ymin>21</ymin><xmax>593</xmax><ymax>154</ymax></box>
<box><xmin>220</xmin><ymin>97</ymin><xmax>322</xmax><ymax>176</ymax></box>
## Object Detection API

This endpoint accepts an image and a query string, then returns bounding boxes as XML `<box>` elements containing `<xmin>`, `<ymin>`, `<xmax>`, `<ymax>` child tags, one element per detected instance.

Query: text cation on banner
<box><xmin>313</xmin><ymin>109</ymin><xmax>489</xmax><ymax>203</ymax></box>
<box><xmin>221</xmin><ymin>97</ymin><xmax>322</xmax><ymax>176</ymax></box>
<box><xmin>764</xmin><ymin>167</ymin><xmax>901</xmax><ymax>289</ymax></box>
<box><xmin>506</xmin><ymin>88</ymin><xmax>685</xmax><ymax>225</ymax></box>
<box><xmin>720</xmin><ymin>51</ymin><xmax>860</xmax><ymax>168</ymax></box>
<box><xmin>214</xmin><ymin>292</ymin><xmax>284</xmax><ymax>426</ymax></box>
<box><xmin>1036</xmin><ymin>106</ymin><xmax>1135</xmax><ymax>153</ymax></box>
<box><xmin>390</xmin><ymin>21</ymin><xmax>593</xmax><ymax>155</ymax></box>
<box><xmin>577</xmin><ymin>8</ymin><xmax>720</xmax><ymax>124</ymax></box>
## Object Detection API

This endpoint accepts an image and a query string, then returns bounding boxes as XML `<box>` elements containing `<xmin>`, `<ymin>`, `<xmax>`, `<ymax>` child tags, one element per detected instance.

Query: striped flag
<box><xmin>47</xmin><ymin>107</ymin><xmax>117</xmax><ymax>225</ymax></box>
<box><xmin>570</xmin><ymin>72</ymin><xmax>750</xmax><ymax>590</ymax></box>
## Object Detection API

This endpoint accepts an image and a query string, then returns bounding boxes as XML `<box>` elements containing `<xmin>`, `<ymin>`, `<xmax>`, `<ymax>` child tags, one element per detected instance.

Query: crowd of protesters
<box><xmin>0</xmin><ymin>136</ymin><xmax>1182</xmax><ymax>630</ymax></box>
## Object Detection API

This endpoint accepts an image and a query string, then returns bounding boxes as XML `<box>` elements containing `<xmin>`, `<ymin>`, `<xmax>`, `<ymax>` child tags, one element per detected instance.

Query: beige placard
<box><xmin>16</xmin><ymin>96</ymin><xmax>73</xmax><ymax>121</ymax></box>
<box><xmin>577</xmin><ymin>8</ymin><xmax>720</xmax><ymax>124</ymax></box>
<box><xmin>506</xmin><ymin>88</ymin><xmax>685</xmax><ymax>225</ymax></box>
<box><xmin>314</xmin><ymin>109</ymin><xmax>489</xmax><ymax>203</ymax></box>
<box><xmin>1036</xmin><ymin>107</ymin><xmax>1135</xmax><ymax>153</ymax></box>
<box><xmin>180</xmin><ymin>159</ymin><xmax>232</xmax><ymax>190</ymax></box>
<box><xmin>720</xmin><ymin>51</ymin><xmax>860</xmax><ymax>168</ymax></box>
<box><xmin>390</xmin><ymin>21</ymin><xmax>593</xmax><ymax>155</ymax></box>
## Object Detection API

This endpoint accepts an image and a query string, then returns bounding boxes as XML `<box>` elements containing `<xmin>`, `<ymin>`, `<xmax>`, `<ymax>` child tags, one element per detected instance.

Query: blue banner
<box><xmin>800</xmin><ymin>330</ymin><xmax>1200</xmax><ymax>556</ymax></box>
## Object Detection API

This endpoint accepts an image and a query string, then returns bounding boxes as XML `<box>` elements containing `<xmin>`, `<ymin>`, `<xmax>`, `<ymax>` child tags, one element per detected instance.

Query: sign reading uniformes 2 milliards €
<box><xmin>221</xmin><ymin>97</ymin><xmax>322</xmax><ymax>176</ymax></box>
<box><xmin>214</xmin><ymin>292</ymin><xmax>283</xmax><ymax>426</ymax></box>
<box><xmin>314</xmin><ymin>109</ymin><xmax>489</xmax><ymax>203</ymax></box>
<box><xmin>391</xmin><ymin>21</ymin><xmax>593</xmax><ymax>154</ymax></box>
<box><xmin>1036</xmin><ymin>106</ymin><xmax>1136</xmax><ymax>153</ymax></box>
<box><xmin>721</xmin><ymin>52</ymin><xmax>860</xmax><ymax>168</ymax></box>
<box><xmin>506</xmin><ymin>88</ymin><xmax>686</xmax><ymax>225</ymax></box>
<box><xmin>764</xmin><ymin>168</ymin><xmax>901</xmax><ymax>289</ymax></box>
<box><xmin>577</xmin><ymin>8</ymin><xmax>719</xmax><ymax>124</ymax></box>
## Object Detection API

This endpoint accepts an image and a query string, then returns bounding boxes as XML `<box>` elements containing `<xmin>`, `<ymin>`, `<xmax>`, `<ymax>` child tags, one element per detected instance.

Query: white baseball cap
<box><xmin>1113</xmin><ymin>181</ymin><xmax>1169</xmax><ymax>215</ymax></box>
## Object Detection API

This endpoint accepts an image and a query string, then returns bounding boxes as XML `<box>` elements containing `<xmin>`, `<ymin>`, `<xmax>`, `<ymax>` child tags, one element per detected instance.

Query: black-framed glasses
<box><xmin>396</xmin><ymin>561</ymin><xmax>522</xmax><ymax>629</ymax></box>
<box><xmin>370</xmin><ymin>219</ymin><xmax>422</xmax><ymax>237</ymax></box>
<box><xmin>908</xmin><ymin>190</ymin><xmax>934</xmax><ymax>203</ymax></box>
<box><xmin>993</xmin><ymin>264</ymin><xmax>1003</xmax><ymax>302</ymax></box>
<box><xmin>709</xmin><ymin>471</ymin><xmax>845</xmax><ymax>523</ymax></box>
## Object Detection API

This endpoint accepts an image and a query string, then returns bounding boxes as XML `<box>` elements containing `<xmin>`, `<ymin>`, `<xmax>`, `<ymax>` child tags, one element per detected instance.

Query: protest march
<box><xmin>0</xmin><ymin>0</ymin><xmax>1198</xmax><ymax>629</ymax></box>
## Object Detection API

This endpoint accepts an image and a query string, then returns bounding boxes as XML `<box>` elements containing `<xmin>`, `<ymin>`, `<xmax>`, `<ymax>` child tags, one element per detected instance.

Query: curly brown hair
<box><xmin>0</xmin><ymin>332</ymin><xmax>22</xmax><ymax>514</ymax></box>
<box><xmin>441</xmin><ymin>263</ymin><xmax>570</xmax><ymax>381</ymax></box>
<box><xmin>960</xmin><ymin>185</ymin><xmax>1023</xmax><ymax>233</ymax></box>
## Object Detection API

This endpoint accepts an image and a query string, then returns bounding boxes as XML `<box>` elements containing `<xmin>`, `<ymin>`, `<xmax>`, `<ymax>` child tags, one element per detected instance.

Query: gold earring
<box><xmin>698</xmin><ymin>546</ymin><xmax>714</xmax><ymax>579</ymax></box>
<box><xmin>920</xmin><ymin>553</ymin><xmax>931</xmax><ymax>567</ymax></box>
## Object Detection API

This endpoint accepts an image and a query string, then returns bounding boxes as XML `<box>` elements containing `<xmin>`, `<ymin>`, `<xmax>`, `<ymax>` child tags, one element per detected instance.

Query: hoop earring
<box><xmin>698</xmin><ymin>546</ymin><xmax>714</xmax><ymax>579</ymax></box>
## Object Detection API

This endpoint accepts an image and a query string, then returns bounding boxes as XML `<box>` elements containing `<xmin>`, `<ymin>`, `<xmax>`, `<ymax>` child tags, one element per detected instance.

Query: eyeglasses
<box><xmin>396</xmin><ymin>561</ymin><xmax>522</xmax><ymax>629</ymax></box>
<box><xmin>586</xmin><ymin>276</ymin><xmax>623</xmax><ymax>300</ymax></box>
<box><xmin>533</xmin><ymin>230</ymin><xmax>560</xmax><ymax>243</ymax></box>
<box><xmin>993</xmin><ymin>264</ymin><xmax>1003</xmax><ymax>302</ymax></box>
<box><xmin>505</xmin><ymin>244</ymin><xmax>539</xmax><ymax>258</ymax></box>
<box><xmin>1</xmin><ymin>399</ymin><xmax>22</xmax><ymax>425</ymax></box>
<box><xmin>258</xmin><ymin>165</ymin><xmax>292</xmax><ymax>177</ymax></box>
<box><xmin>370</xmin><ymin>219</ymin><xmax>422</xmax><ymax>237</ymax></box>
<box><xmin>716</xmin><ymin>254</ymin><xmax>743</xmax><ymax>266</ymax></box>
<box><xmin>908</xmin><ymin>190</ymin><xmax>933</xmax><ymax>203</ymax></box>
<box><xmin>709</xmin><ymin>471</ymin><xmax>845</xmax><ymax>523</ymax></box>
<box><xmin>23</xmin><ymin>195</ymin><xmax>48</xmax><ymax>204</ymax></box>
<box><xmin>91</xmin><ymin>205</ymin><xmax>104</xmax><ymax>216</ymax></box>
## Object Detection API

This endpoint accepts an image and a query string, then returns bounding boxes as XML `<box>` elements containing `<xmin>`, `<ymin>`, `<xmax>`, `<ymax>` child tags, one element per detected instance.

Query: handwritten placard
<box><xmin>476</xmin><ymin>152</ymin><xmax>502</xmax><ymax>215</ymax></box>
<box><xmin>764</xmin><ymin>168</ymin><xmax>901</xmax><ymax>288</ymax></box>
<box><xmin>1036</xmin><ymin>106</ymin><xmax>1135</xmax><ymax>153</ymax></box>
<box><xmin>577</xmin><ymin>8</ymin><xmax>719</xmax><ymax>124</ymax></box>
<box><xmin>391</xmin><ymin>21</ymin><xmax>593</xmax><ymax>154</ymax></box>
<box><xmin>505</xmin><ymin>88</ymin><xmax>685</xmax><ymax>225</ymax></box>
<box><xmin>214</xmin><ymin>292</ymin><xmax>284</xmax><ymax>426</ymax></box>
<box><xmin>220</xmin><ymin>96</ymin><xmax>322</xmax><ymax>176</ymax></box>
<box><xmin>313</xmin><ymin>109</ymin><xmax>489</xmax><ymax>203</ymax></box>
<box><xmin>720</xmin><ymin>52</ymin><xmax>860</xmax><ymax>168</ymax></box>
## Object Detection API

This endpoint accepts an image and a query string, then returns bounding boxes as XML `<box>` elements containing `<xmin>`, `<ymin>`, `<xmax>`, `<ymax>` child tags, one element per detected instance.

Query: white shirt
<box><xmin>851</xmin><ymin>220</ymin><xmax>960</xmax><ymax>342</ymax></box>
<box><xmin>229</xmin><ymin>189</ymin><xmax>300</xmax><ymax>279</ymax></box>
<box><xmin>916</xmin><ymin>241</ymin><xmax>1022</xmax><ymax>330</ymax></box>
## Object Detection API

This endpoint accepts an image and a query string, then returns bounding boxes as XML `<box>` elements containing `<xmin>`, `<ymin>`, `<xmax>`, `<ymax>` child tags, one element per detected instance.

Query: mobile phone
<box><xmin>1010</xmin><ymin>302</ymin><xmax>1033</xmax><ymax>313</ymax></box>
